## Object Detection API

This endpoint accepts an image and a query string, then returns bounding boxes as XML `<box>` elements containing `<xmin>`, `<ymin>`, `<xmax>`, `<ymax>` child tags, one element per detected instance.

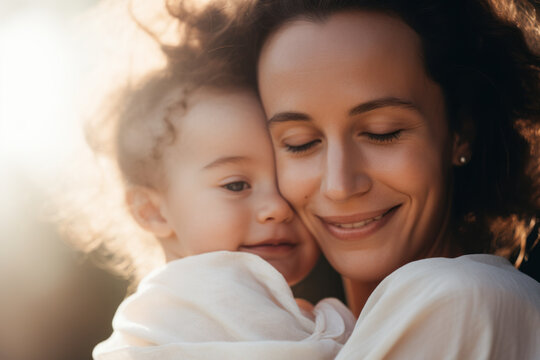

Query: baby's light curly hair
<box><xmin>52</xmin><ymin>0</ymin><xmax>257</xmax><ymax>288</ymax></box>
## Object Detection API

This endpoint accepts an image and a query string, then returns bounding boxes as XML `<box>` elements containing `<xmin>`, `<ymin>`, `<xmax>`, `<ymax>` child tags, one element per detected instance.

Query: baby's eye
<box><xmin>285</xmin><ymin>139</ymin><xmax>321</xmax><ymax>153</ymax></box>
<box><xmin>222</xmin><ymin>181</ymin><xmax>251</xmax><ymax>192</ymax></box>
<box><xmin>364</xmin><ymin>130</ymin><xmax>402</xmax><ymax>143</ymax></box>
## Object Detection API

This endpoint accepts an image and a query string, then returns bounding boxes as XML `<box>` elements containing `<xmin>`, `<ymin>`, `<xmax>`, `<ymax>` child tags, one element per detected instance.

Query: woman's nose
<box><xmin>256</xmin><ymin>189</ymin><xmax>294</xmax><ymax>224</ymax></box>
<box><xmin>322</xmin><ymin>143</ymin><xmax>372</xmax><ymax>201</ymax></box>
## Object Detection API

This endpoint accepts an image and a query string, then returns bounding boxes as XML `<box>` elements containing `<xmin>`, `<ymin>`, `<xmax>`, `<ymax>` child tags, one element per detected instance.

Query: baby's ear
<box><xmin>126</xmin><ymin>186</ymin><xmax>174</xmax><ymax>238</ymax></box>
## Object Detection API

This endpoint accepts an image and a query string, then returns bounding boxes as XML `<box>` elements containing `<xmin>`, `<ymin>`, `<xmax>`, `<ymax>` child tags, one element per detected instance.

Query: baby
<box><xmin>92</xmin><ymin>70</ymin><xmax>355</xmax><ymax>360</ymax></box>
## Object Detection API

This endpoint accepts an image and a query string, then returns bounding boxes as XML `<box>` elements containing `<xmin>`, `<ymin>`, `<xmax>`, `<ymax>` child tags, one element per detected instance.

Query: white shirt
<box><xmin>336</xmin><ymin>254</ymin><xmax>540</xmax><ymax>360</ymax></box>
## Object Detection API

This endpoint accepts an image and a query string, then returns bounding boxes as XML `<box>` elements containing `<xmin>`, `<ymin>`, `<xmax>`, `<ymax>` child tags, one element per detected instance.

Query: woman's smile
<box><xmin>318</xmin><ymin>204</ymin><xmax>401</xmax><ymax>241</ymax></box>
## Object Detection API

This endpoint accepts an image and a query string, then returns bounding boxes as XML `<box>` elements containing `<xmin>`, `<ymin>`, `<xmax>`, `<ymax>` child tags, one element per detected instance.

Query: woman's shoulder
<box><xmin>336</xmin><ymin>255</ymin><xmax>540</xmax><ymax>360</ymax></box>
<box><xmin>393</xmin><ymin>253</ymin><xmax>539</xmax><ymax>283</ymax></box>
<box><xmin>386</xmin><ymin>254</ymin><xmax>540</xmax><ymax>303</ymax></box>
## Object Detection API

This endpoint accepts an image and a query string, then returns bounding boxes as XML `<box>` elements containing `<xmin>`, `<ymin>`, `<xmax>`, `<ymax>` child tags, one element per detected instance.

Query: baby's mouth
<box><xmin>239</xmin><ymin>239</ymin><xmax>297</xmax><ymax>258</ymax></box>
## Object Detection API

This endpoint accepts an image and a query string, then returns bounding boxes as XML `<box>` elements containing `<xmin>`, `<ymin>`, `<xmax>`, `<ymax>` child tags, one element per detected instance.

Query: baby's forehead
<box><xmin>160</xmin><ymin>86</ymin><xmax>272</xmax><ymax>162</ymax></box>
<box><xmin>175</xmin><ymin>87</ymin><xmax>266</xmax><ymax>140</ymax></box>
<box><xmin>123</xmin><ymin>81</ymin><xmax>262</xmax><ymax>153</ymax></box>
<box><xmin>149</xmin><ymin>84</ymin><xmax>258</xmax><ymax>122</ymax></box>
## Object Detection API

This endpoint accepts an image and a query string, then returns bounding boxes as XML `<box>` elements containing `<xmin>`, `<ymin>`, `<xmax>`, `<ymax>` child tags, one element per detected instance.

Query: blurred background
<box><xmin>0</xmin><ymin>1</ymin><xmax>538</xmax><ymax>360</ymax></box>
<box><xmin>0</xmin><ymin>1</ymin><xmax>130</xmax><ymax>359</ymax></box>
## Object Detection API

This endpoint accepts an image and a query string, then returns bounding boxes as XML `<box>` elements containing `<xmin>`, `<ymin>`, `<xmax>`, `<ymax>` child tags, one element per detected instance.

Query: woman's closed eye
<box><xmin>222</xmin><ymin>181</ymin><xmax>251</xmax><ymax>192</ymax></box>
<box><xmin>285</xmin><ymin>139</ymin><xmax>321</xmax><ymax>153</ymax></box>
<box><xmin>364</xmin><ymin>130</ymin><xmax>402</xmax><ymax>143</ymax></box>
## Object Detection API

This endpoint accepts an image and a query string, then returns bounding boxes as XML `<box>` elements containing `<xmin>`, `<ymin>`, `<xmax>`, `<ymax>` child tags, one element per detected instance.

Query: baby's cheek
<box><xmin>276</xmin><ymin>157</ymin><xmax>320</xmax><ymax>209</ymax></box>
<box><xmin>290</xmin><ymin>217</ymin><xmax>316</xmax><ymax>247</ymax></box>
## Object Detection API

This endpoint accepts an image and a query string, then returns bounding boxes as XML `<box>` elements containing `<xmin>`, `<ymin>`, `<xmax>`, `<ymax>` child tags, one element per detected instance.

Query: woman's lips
<box><xmin>239</xmin><ymin>240</ymin><xmax>297</xmax><ymax>258</ymax></box>
<box><xmin>319</xmin><ymin>205</ymin><xmax>401</xmax><ymax>240</ymax></box>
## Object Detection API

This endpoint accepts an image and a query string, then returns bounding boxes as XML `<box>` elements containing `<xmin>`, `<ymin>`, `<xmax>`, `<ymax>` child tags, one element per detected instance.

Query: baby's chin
<box><xmin>238</xmin><ymin>243</ymin><xmax>320</xmax><ymax>285</ymax></box>
<box><xmin>266</xmin><ymin>257</ymin><xmax>313</xmax><ymax>286</ymax></box>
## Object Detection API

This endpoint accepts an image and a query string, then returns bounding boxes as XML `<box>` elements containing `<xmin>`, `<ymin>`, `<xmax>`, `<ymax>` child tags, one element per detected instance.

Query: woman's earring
<box><xmin>459</xmin><ymin>156</ymin><xmax>468</xmax><ymax>165</ymax></box>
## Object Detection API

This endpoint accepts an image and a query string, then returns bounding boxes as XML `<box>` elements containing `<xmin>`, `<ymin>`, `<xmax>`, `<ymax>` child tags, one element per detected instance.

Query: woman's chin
<box><xmin>318</xmin><ymin>237</ymin><xmax>409</xmax><ymax>284</ymax></box>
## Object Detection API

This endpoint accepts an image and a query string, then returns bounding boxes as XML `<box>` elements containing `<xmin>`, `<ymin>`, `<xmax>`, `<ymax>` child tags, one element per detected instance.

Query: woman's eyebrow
<box><xmin>268</xmin><ymin>97</ymin><xmax>419</xmax><ymax>124</ymax></box>
<box><xmin>349</xmin><ymin>97</ymin><xmax>419</xmax><ymax>116</ymax></box>
<box><xmin>267</xmin><ymin>112</ymin><xmax>311</xmax><ymax>124</ymax></box>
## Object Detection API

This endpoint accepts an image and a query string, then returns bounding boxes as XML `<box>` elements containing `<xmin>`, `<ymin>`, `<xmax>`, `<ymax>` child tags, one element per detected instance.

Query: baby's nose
<box><xmin>256</xmin><ymin>192</ymin><xmax>294</xmax><ymax>224</ymax></box>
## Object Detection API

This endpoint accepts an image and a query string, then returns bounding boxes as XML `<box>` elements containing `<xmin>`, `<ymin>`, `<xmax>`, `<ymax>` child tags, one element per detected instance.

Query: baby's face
<box><xmin>158</xmin><ymin>88</ymin><xmax>319</xmax><ymax>285</ymax></box>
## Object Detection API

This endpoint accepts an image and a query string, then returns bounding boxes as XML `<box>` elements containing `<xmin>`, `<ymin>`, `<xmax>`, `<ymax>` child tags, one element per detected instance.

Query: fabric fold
<box><xmin>94</xmin><ymin>251</ymin><xmax>355</xmax><ymax>360</ymax></box>
<box><xmin>335</xmin><ymin>254</ymin><xmax>540</xmax><ymax>360</ymax></box>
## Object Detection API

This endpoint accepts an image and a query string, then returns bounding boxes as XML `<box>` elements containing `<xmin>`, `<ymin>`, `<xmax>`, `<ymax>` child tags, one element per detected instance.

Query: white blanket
<box><xmin>93</xmin><ymin>251</ymin><xmax>355</xmax><ymax>360</ymax></box>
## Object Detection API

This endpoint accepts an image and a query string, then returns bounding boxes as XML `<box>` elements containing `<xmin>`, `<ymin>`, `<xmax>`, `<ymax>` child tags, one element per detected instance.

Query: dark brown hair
<box><xmin>250</xmin><ymin>0</ymin><xmax>540</xmax><ymax>262</ymax></box>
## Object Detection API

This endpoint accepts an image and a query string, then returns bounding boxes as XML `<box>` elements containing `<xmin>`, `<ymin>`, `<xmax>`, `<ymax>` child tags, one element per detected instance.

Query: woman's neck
<box><xmin>342</xmin><ymin>238</ymin><xmax>463</xmax><ymax>318</ymax></box>
<box><xmin>342</xmin><ymin>277</ymin><xmax>379</xmax><ymax>318</ymax></box>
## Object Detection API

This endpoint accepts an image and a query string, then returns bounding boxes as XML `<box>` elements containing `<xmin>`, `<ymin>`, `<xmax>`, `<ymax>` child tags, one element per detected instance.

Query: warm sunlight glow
<box><xmin>0</xmin><ymin>9</ymin><xmax>79</xmax><ymax>183</ymax></box>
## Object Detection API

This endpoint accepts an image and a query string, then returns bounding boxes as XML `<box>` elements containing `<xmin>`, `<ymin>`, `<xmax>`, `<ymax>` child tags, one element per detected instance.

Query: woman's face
<box><xmin>258</xmin><ymin>11</ymin><xmax>457</xmax><ymax>282</ymax></box>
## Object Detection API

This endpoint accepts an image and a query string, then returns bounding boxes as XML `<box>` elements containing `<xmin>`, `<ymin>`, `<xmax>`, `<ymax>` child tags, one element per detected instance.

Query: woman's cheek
<box><xmin>372</xmin><ymin>146</ymin><xmax>427</xmax><ymax>182</ymax></box>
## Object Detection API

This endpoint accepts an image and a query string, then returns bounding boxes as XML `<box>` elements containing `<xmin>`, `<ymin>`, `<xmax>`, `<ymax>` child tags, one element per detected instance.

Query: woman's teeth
<box><xmin>332</xmin><ymin>214</ymin><xmax>384</xmax><ymax>229</ymax></box>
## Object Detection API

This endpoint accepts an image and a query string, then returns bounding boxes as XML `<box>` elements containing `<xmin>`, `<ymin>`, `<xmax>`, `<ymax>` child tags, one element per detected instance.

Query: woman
<box><xmin>251</xmin><ymin>0</ymin><xmax>540</xmax><ymax>358</ymax></box>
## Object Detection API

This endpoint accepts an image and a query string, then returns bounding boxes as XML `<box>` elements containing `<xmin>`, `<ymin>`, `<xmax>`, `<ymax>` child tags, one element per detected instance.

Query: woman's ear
<box><xmin>451</xmin><ymin>116</ymin><xmax>475</xmax><ymax>166</ymax></box>
<box><xmin>452</xmin><ymin>133</ymin><xmax>472</xmax><ymax>166</ymax></box>
<box><xmin>126</xmin><ymin>186</ymin><xmax>174</xmax><ymax>238</ymax></box>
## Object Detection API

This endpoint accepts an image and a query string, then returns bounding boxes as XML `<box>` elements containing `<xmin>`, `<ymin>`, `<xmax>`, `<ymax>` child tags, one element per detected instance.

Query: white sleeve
<box><xmin>336</xmin><ymin>255</ymin><xmax>540</xmax><ymax>360</ymax></box>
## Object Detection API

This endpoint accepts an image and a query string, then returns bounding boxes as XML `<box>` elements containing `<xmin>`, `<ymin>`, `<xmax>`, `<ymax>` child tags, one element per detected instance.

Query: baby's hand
<box><xmin>295</xmin><ymin>298</ymin><xmax>315</xmax><ymax>318</ymax></box>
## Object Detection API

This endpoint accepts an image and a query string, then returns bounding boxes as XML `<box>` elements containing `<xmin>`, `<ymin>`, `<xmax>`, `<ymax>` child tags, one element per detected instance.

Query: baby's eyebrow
<box><xmin>203</xmin><ymin>156</ymin><xmax>249</xmax><ymax>170</ymax></box>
